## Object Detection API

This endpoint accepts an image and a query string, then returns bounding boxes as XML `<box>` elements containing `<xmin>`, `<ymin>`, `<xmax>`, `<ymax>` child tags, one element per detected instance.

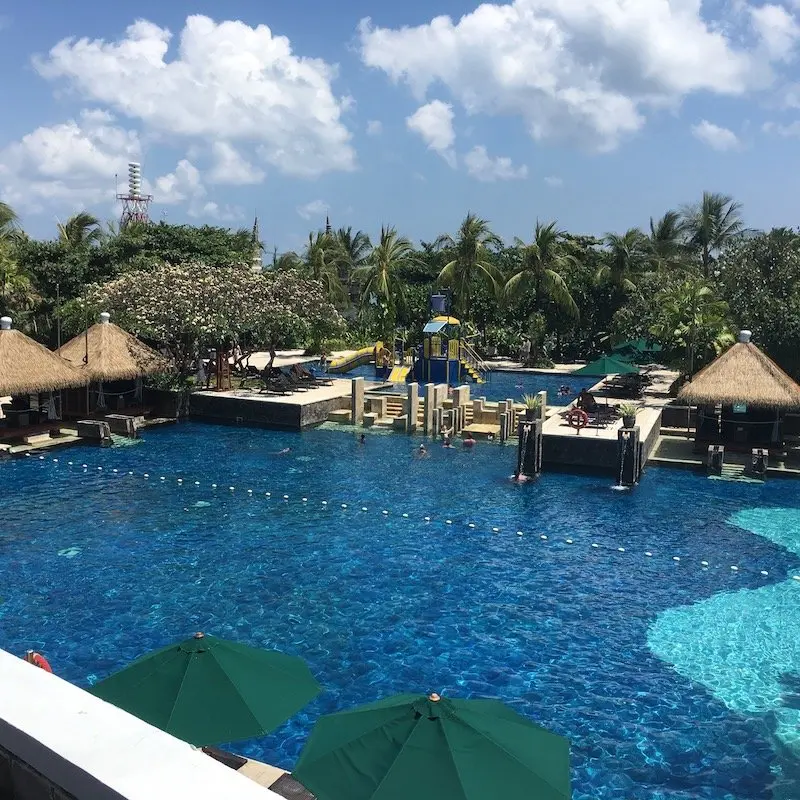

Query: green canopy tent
<box><xmin>612</xmin><ymin>339</ymin><xmax>663</xmax><ymax>362</ymax></box>
<box><xmin>293</xmin><ymin>692</ymin><xmax>570</xmax><ymax>800</ymax></box>
<box><xmin>89</xmin><ymin>632</ymin><xmax>321</xmax><ymax>746</ymax></box>
<box><xmin>572</xmin><ymin>356</ymin><xmax>640</xmax><ymax>377</ymax></box>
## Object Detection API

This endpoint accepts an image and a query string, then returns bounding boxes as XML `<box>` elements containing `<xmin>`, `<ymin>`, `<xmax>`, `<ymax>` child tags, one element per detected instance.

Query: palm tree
<box><xmin>57</xmin><ymin>211</ymin><xmax>102</xmax><ymax>249</ymax></box>
<box><xmin>303</xmin><ymin>231</ymin><xmax>347</xmax><ymax>305</ymax></box>
<box><xmin>596</xmin><ymin>229</ymin><xmax>649</xmax><ymax>294</ymax></box>
<box><xmin>273</xmin><ymin>250</ymin><xmax>302</xmax><ymax>271</ymax></box>
<box><xmin>650</xmin><ymin>278</ymin><xmax>733</xmax><ymax>376</ymax></box>
<box><xmin>0</xmin><ymin>242</ymin><xmax>38</xmax><ymax>322</ymax></box>
<box><xmin>0</xmin><ymin>201</ymin><xmax>18</xmax><ymax>238</ymax></box>
<box><xmin>352</xmin><ymin>226</ymin><xmax>417</xmax><ymax>341</ymax></box>
<box><xmin>680</xmin><ymin>192</ymin><xmax>743</xmax><ymax>277</ymax></box>
<box><xmin>435</xmin><ymin>212</ymin><xmax>503</xmax><ymax>319</ymax></box>
<box><xmin>647</xmin><ymin>210</ymin><xmax>687</xmax><ymax>272</ymax></box>
<box><xmin>504</xmin><ymin>221</ymin><xmax>578</xmax><ymax>318</ymax></box>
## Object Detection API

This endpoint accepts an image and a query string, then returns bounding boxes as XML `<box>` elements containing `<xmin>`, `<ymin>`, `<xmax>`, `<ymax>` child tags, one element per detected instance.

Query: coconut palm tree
<box><xmin>57</xmin><ymin>211</ymin><xmax>102</xmax><ymax>249</ymax></box>
<box><xmin>352</xmin><ymin>226</ymin><xmax>417</xmax><ymax>341</ymax></box>
<box><xmin>680</xmin><ymin>192</ymin><xmax>743</xmax><ymax>277</ymax></box>
<box><xmin>650</xmin><ymin>278</ymin><xmax>733</xmax><ymax>376</ymax></box>
<box><xmin>435</xmin><ymin>212</ymin><xmax>503</xmax><ymax>319</ymax></box>
<box><xmin>647</xmin><ymin>210</ymin><xmax>688</xmax><ymax>272</ymax></box>
<box><xmin>0</xmin><ymin>242</ymin><xmax>38</xmax><ymax>322</ymax></box>
<box><xmin>504</xmin><ymin>221</ymin><xmax>578</xmax><ymax>318</ymax></box>
<box><xmin>596</xmin><ymin>229</ymin><xmax>649</xmax><ymax>294</ymax></box>
<box><xmin>303</xmin><ymin>231</ymin><xmax>347</xmax><ymax>305</ymax></box>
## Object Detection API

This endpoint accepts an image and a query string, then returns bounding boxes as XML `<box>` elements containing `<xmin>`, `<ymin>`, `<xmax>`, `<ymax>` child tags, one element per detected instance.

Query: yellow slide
<box><xmin>388</xmin><ymin>365</ymin><xmax>410</xmax><ymax>383</ymax></box>
<box><xmin>328</xmin><ymin>342</ymin><xmax>383</xmax><ymax>374</ymax></box>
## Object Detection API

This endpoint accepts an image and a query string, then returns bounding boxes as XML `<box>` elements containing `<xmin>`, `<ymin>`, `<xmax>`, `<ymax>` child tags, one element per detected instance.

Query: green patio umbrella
<box><xmin>89</xmin><ymin>632</ymin><xmax>321</xmax><ymax>746</ymax></box>
<box><xmin>293</xmin><ymin>692</ymin><xmax>570</xmax><ymax>800</ymax></box>
<box><xmin>612</xmin><ymin>338</ymin><xmax>663</xmax><ymax>357</ymax></box>
<box><xmin>572</xmin><ymin>356</ymin><xmax>640</xmax><ymax>377</ymax></box>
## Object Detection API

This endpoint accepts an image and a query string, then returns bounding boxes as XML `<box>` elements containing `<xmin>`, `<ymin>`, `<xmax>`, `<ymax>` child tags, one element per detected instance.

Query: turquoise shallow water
<box><xmin>1</xmin><ymin>423</ymin><xmax>799</xmax><ymax>799</ymax></box>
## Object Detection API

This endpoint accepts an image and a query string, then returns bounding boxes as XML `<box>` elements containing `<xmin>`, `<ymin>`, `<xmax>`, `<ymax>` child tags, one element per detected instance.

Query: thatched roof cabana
<box><xmin>678</xmin><ymin>331</ymin><xmax>800</xmax><ymax>409</ymax></box>
<box><xmin>58</xmin><ymin>313</ymin><xmax>171</xmax><ymax>382</ymax></box>
<box><xmin>0</xmin><ymin>316</ymin><xmax>87</xmax><ymax>395</ymax></box>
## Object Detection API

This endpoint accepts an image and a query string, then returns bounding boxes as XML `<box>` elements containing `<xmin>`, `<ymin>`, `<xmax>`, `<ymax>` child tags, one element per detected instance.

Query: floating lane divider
<box><xmin>31</xmin><ymin>456</ymin><xmax>793</xmax><ymax>580</ymax></box>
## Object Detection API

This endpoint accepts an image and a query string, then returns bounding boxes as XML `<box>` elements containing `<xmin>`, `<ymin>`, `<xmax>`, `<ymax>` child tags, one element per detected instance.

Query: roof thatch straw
<box><xmin>678</xmin><ymin>331</ymin><xmax>800</xmax><ymax>409</ymax></box>
<box><xmin>57</xmin><ymin>313</ymin><xmax>171</xmax><ymax>382</ymax></box>
<box><xmin>0</xmin><ymin>316</ymin><xmax>87</xmax><ymax>395</ymax></box>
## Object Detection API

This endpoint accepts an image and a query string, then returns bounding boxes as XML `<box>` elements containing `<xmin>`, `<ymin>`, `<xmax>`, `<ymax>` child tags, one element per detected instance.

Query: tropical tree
<box><xmin>596</xmin><ymin>229</ymin><xmax>649</xmax><ymax>294</ymax></box>
<box><xmin>0</xmin><ymin>242</ymin><xmax>39</xmax><ymax>324</ymax></box>
<box><xmin>0</xmin><ymin>201</ymin><xmax>19</xmax><ymax>240</ymax></box>
<box><xmin>650</xmin><ymin>278</ymin><xmax>733</xmax><ymax>376</ymax></box>
<box><xmin>504</xmin><ymin>221</ymin><xmax>579</xmax><ymax>318</ymax></box>
<box><xmin>352</xmin><ymin>226</ymin><xmax>417</xmax><ymax>341</ymax></box>
<box><xmin>647</xmin><ymin>210</ymin><xmax>687</xmax><ymax>272</ymax></box>
<box><xmin>303</xmin><ymin>232</ymin><xmax>347</xmax><ymax>305</ymax></box>
<box><xmin>336</xmin><ymin>227</ymin><xmax>372</xmax><ymax>272</ymax></box>
<box><xmin>680</xmin><ymin>192</ymin><xmax>743</xmax><ymax>276</ymax></box>
<box><xmin>57</xmin><ymin>212</ymin><xmax>102</xmax><ymax>249</ymax></box>
<box><xmin>435</xmin><ymin>212</ymin><xmax>503</xmax><ymax>320</ymax></box>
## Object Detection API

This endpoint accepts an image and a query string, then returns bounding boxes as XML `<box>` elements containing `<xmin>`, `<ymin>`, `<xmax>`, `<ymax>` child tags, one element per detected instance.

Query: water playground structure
<box><xmin>326</xmin><ymin>296</ymin><xmax>488</xmax><ymax>386</ymax></box>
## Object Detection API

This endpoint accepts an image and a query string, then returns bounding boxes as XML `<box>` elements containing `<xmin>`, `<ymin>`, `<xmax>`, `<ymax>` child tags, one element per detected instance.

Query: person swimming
<box><xmin>275</xmin><ymin>447</ymin><xmax>291</xmax><ymax>455</ymax></box>
<box><xmin>463</xmin><ymin>432</ymin><xmax>476</xmax><ymax>448</ymax></box>
<box><xmin>443</xmin><ymin>434</ymin><xmax>453</xmax><ymax>448</ymax></box>
<box><xmin>416</xmin><ymin>443</ymin><xmax>429</xmax><ymax>458</ymax></box>
<box><xmin>359</xmin><ymin>434</ymin><xmax>366</xmax><ymax>444</ymax></box>
<box><xmin>511</xmin><ymin>470</ymin><xmax>530</xmax><ymax>483</ymax></box>
<box><xmin>558</xmin><ymin>384</ymin><xmax>572</xmax><ymax>396</ymax></box>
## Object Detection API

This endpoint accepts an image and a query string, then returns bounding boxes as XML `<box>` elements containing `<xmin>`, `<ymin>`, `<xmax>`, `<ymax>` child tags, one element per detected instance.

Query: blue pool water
<box><xmin>332</xmin><ymin>365</ymin><xmax>596</xmax><ymax>404</ymax></box>
<box><xmin>1</xmin><ymin>424</ymin><xmax>799</xmax><ymax>799</ymax></box>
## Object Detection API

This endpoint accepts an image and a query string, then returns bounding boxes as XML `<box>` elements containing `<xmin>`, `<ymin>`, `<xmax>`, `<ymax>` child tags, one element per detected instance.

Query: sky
<box><xmin>1</xmin><ymin>0</ymin><xmax>799</xmax><ymax>253</ymax></box>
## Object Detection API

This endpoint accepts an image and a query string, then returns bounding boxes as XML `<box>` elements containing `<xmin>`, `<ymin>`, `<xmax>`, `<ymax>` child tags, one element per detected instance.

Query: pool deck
<box><xmin>190</xmin><ymin>380</ymin><xmax>352</xmax><ymax>429</ymax></box>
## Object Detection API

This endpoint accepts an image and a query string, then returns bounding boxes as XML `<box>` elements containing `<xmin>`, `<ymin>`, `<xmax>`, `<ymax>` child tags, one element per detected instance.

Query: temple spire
<box><xmin>250</xmin><ymin>214</ymin><xmax>262</xmax><ymax>272</ymax></box>
<box><xmin>325</xmin><ymin>215</ymin><xmax>332</xmax><ymax>236</ymax></box>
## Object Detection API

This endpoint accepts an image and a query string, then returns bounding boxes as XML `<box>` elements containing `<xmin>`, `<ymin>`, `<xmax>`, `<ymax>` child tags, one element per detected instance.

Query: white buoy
<box><xmin>403</xmin><ymin>513</ymin><xmax>409</xmax><ymax>518</ymax></box>
<box><xmin>98</xmin><ymin>466</ymin><xmax>103</xmax><ymax>470</ymax></box>
<box><xmin>565</xmin><ymin>539</ymin><xmax>573</xmax><ymax>544</ymax></box>
<box><xmin>383</xmin><ymin>510</ymin><xmax>389</xmax><ymax>516</ymax></box>
<box><xmin>39</xmin><ymin>456</ymin><xmax>45</xmax><ymax>460</ymax></box>
<box><xmin>177</xmin><ymin>478</ymin><xmax>183</xmax><ymax>483</ymax></box>
<box><xmin>160</xmin><ymin>477</ymin><xmax>165</xmax><ymax>481</ymax></box>
<box><xmin>468</xmin><ymin>522</ymin><xmax>475</xmax><ymax>528</ymax></box>
<box><xmin>673</xmin><ymin>557</ymin><xmax>681</xmax><ymax>562</ymax></box>
<box><xmin>618</xmin><ymin>547</ymin><xmax>626</xmax><ymax>553</ymax></box>
<box><xmin>230</xmin><ymin>487</ymin><xmax>235</xmax><ymax>491</ymax></box>
<box><xmin>283</xmin><ymin>494</ymin><xmax>289</xmax><ymax>500</ymax></box>
<box><xmin>730</xmin><ymin>566</ymin><xmax>739</xmax><ymax>571</ymax></box>
<box><xmin>645</xmin><ymin>552</ymin><xmax>653</xmax><ymax>557</ymax></box>
<box><xmin>68</xmin><ymin>461</ymin><xmax>73</xmax><ymax>465</ymax></box>
<box><xmin>247</xmin><ymin>489</ymin><xmax>253</xmax><ymax>494</ymax></box>
<box><xmin>541</xmin><ymin>535</ymin><xmax>548</xmax><ymax>540</ymax></box>
<box><xmin>760</xmin><ymin>570</ymin><xmax>769</xmax><ymax>576</ymax></box>
<box><xmin>341</xmin><ymin>504</ymin><xmax>348</xmax><ymax>509</ymax></box>
<box><xmin>445</xmin><ymin>519</ymin><xmax>452</xmax><ymax>524</ymax></box>
<box><xmin>362</xmin><ymin>507</ymin><xmax>368</xmax><ymax>512</ymax></box>
<box><xmin>793</xmin><ymin>576</ymin><xmax>800</xmax><ymax>582</ymax></box>
<box><xmin>591</xmin><ymin>543</ymin><xmax>599</xmax><ymax>548</ymax></box>
<box><xmin>701</xmin><ymin>560</ymin><xmax>709</xmax><ymax>567</ymax></box>
<box><xmin>128</xmin><ymin>472</ymin><xmax>133</xmax><ymax>475</ymax></box>
<box><xmin>492</xmin><ymin>527</ymin><xmax>500</xmax><ymax>532</ymax></box>
<box><xmin>211</xmin><ymin>483</ymin><xmax>216</xmax><ymax>488</ymax></box>
<box><xmin>321</xmin><ymin>500</ymin><xmax>327</xmax><ymax>505</ymax></box>
<box><xmin>265</xmin><ymin>492</ymin><xmax>271</xmax><ymax>497</ymax></box>
<box><xmin>195</xmin><ymin>481</ymin><xmax>200</xmax><ymax>486</ymax></box>
<box><xmin>302</xmin><ymin>497</ymin><xmax>308</xmax><ymax>502</ymax></box>
<box><xmin>82</xmin><ymin>464</ymin><xmax>87</xmax><ymax>468</ymax></box>
<box><xmin>53</xmin><ymin>459</ymin><xmax>58</xmax><ymax>463</ymax></box>
<box><xmin>516</xmin><ymin>531</ymin><xmax>523</xmax><ymax>536</ymax></box>
<box><xmin>424</xmin><ymin>516</ymin><xmax>431</xmax><ymax>522</ymax></box>
<box><xmin>112</xmin><ymin>468</ymin><xmax>117</xmax><ymax>473</ymax></box>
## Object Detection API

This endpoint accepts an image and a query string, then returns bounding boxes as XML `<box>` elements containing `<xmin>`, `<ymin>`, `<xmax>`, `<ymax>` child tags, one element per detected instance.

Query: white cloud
<box><xmin>750</xmin><ymin>4</ymin><xmax>800</xmax><ymax>62</ymax></box>
<box><xmin>34</xmin><ymin>15</ymin><xmax>356</xmax><ymax>178</ymax></box>
<box><xmin>691</xmin><ymin>120</ymin><xmax>742</xmax><ymax>151</ymax></box>
<box><xmin>0</xmin><ymin>109</ymin><xmax>140</xmax><ymax>211</ymax></box>
<box><xmin>155</xmin><ymin>159</ymin><xmax>204</xmax><ymax>204</ymax></box>
<box><xmin>406</xmin><ymin>100</ymin><xmax>456</xmax><ymax>166</ymax></box>
<box><xmin>296</xmin><ymin>199</ymin><xmax>328</xmax><ymax>220</ymax></box>
<box><xmin>358</xmin><ymin>0</ymin><xmax>786</xmax><ymax>151</ymax></box>
<box><xmin>463</xmin><ymin>145</ymin><xmax>527</xmax><ymax>182</ymax></box>
<box><xmin>366</xmin><ymin>120</ymin><xmax>383</xmax><ymax>135</ymax></box>
<box><xmin>208</xmin><ymin>142</ymin><xmax>265</xmax><ymax>185</ymax></box>
<box><xmin>544</xmin><ymin>176</ymin><xmax>563</xmax><ymax>188</ymax></box>
<box><xmin>762</xmin><ymin>119</ymin><xmax>800</xmax><ymax>136</ymax></box>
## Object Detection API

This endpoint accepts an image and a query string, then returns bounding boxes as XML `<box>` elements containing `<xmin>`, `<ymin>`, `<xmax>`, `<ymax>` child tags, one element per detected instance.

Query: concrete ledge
<box><xmin>0</xmin><ymin>648</ymin><xmax>278</xmax><ymax>800</ymax></box>
<box><xmin>76</xmin><ymin>420</ymin><xmax>110</xmax><ymax>441</ymax></box>
<box><xmin>392</xmin><ymin>415</ymin><xmax>408</xmax><ymax>431</ymax></box>
<box><xmin>362</xmin><ymin>413</ymin><xmax>377</xmax><ymax>427</ymax></box>
<box><xmin>327</xmin><ymin>409</ymin><xmax>352</xmax><ymax>424</ymax></box>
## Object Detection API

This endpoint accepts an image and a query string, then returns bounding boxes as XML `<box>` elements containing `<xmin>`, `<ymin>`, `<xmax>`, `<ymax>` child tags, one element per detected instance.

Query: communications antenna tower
<box><xmin>117</xmin><ymin>162</ymin><xmax>152</xmax><ymax>228</ymax></box>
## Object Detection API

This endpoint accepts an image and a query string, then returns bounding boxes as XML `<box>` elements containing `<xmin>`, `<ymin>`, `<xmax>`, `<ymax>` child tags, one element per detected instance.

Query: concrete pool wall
<box><xmin>0</xmin><ymin>649</ymin><xmax>279</xmax><ymax>800</ymax></box>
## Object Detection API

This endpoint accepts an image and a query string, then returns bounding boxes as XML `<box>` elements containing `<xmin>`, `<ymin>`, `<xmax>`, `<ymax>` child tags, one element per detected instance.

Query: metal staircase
<box><xmin>459</xmin><ymin>341</ymin><xmax>489</xmax><ymax>384</ymax></box>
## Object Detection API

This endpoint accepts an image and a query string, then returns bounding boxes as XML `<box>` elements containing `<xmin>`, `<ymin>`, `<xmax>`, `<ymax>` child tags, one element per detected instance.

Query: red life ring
<box><xmin>25</xmin><ymin>651</ymin><xmax>53</xmax><ymax>673</ymax></box>
<box><xmin>566</xmin><ymin>408</ymin><xmax>589</xmax><ymax>430</ymax></box>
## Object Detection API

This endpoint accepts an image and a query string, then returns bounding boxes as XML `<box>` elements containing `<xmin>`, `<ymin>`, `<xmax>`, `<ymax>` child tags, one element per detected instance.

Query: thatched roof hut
<box><xmin>0</xmin><ymin>316</ymin><xmax>87</xmax><ymax>395</ymax></box>
<box><xmin>58</xmin><ymin>313</ymin><xmax>171</xmax><ymax>382</ymax></box>
<box><xmin>678</xmin><ymin>331</ymin><xmax>800</xmax><ymax>409</ymax></box>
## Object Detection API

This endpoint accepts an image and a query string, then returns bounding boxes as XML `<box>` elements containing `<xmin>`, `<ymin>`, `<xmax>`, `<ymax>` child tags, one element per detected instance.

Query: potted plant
<box><xmin>618</xmin><ymin>402</ymin><xmax>639</xmax><ymax>428</ymax></box>
<box><xmin>522</xmin><ymin>393</ymin><xmax>542</xmax><ymax>421</ymax></box>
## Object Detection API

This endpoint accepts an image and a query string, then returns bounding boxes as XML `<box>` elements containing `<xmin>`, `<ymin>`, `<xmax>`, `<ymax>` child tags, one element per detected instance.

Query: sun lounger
<box><xmin>269</xmin><ymin>773</ymin><xmax>317</xmax><ymax>800</ymax></box>
<box><xmin>201</xmin><ymin>746</ymin><xmax>247</xmax><ymax>770</ymax></box>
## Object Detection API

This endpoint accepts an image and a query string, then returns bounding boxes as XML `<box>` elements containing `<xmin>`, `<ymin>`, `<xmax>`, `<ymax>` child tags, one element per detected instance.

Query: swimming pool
<box><xmin>1</xmin><ymin>424</ymin><xmax>799</xmax><ymax>799</ymax></box>
<box><xmin>329</xmin><ymin>365</ymin><xmax>596</xmax><ymax>405</ymax></box>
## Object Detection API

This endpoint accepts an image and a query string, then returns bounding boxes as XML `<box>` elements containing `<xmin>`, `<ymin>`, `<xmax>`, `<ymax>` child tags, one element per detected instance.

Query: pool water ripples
<box><xmin>1</xmin><ymin>423</ymin><xmax>799</xmax><ymax>799</ymax></box>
